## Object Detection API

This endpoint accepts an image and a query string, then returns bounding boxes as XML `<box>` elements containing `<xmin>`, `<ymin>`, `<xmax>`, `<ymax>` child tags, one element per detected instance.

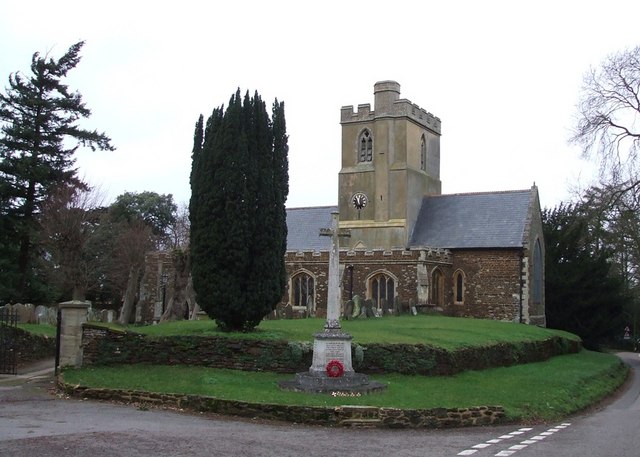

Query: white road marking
<box><xmin>458</xmin><ymin>423</ymin><xmax>572</xmax><ymax>457</ymax></box>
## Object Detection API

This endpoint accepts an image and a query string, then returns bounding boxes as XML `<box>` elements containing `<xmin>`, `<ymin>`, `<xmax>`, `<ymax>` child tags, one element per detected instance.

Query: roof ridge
<box><xmin>286</xmin><ymin>204</ymin><xmax>338</xmax><ymax>211</ymax></box>
<box><xmin>427</xmin><ymin>189</ymin><xmax>531</xmax><ymax>198</ymax></box>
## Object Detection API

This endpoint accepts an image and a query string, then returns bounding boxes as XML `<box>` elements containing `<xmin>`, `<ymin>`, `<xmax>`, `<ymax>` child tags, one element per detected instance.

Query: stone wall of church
<box><xmin>450</xmin><ymin>249</ymin><xmax>521</xmax><ymax>321</ymax></box>
<box><xmin>523</xmin><ymin>189</ymin><xmax>547</xmax><ymax>326</ymax></box>
<box><xmin>283</xmin><ymin>249</ymin><xmax>453</xmax><ymax>315</ymax></box>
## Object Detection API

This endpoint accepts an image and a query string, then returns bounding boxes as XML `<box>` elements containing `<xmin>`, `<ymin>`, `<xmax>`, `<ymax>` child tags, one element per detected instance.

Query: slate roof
<box><xmin>286</xmin><ymin>205</ymin><xmax>337</xmax><ymax>251</ymax></box>
<box><xmin>285</xmin><ymin>189</ymin><xmax>534</xmax><ymax>252</ymax></box>
<box><xmin>408</xmin><ymin>190</ymin><xmax>533</xmax><ymax>249</ymax></box>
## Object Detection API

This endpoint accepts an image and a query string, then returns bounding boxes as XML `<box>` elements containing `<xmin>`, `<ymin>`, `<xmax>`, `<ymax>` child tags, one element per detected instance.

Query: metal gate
<box><xmin>0</xmin><ymin>308</ymin><xmax>18</xmax><ymax>375</ymax></box>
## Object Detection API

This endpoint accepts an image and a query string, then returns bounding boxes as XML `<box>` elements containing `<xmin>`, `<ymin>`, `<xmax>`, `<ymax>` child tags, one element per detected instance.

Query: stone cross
<box><xmin>319</xmin><ymin>211</ymin><xmax>350</xmax><ymax>330</ymax></box>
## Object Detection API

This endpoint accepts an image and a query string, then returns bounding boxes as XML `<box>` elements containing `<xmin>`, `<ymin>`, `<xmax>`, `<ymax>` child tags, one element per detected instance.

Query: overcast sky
<box><xmin>2</xmin><ymin>0</ymin><xmax>639</xmax><ymax>210</ymax></box>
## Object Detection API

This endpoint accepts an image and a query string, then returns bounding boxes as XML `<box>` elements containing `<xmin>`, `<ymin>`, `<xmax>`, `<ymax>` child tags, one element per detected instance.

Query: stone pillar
<box><xmin>58</xmin><ymin>300</ymin><xmax>90</xmax><ymax>367</ymax></box>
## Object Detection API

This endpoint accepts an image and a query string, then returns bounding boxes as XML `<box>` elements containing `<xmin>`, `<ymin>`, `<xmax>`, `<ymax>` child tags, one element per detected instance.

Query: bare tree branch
<box><xmin>572</xmin><ymin>45</ymin><xmax>640</xmax><ymax>183</ymax></box>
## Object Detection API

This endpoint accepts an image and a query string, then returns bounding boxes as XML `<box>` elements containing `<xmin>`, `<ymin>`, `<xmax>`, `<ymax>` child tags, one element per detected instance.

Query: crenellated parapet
<box><xmin>340</xmin><ymin>99</ymin><xmax>441</xmax><ymax>133</ymax></box>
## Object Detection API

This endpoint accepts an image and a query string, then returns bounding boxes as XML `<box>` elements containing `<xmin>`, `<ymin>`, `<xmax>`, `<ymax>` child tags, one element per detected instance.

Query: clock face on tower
<box><xmin>352</xmin><ymin>192</ymin><xmax>368</xmax><ymax>210</ymax></box>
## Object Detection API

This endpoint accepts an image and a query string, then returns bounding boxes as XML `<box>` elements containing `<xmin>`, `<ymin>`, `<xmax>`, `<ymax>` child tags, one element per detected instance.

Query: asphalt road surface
<box><xmin>1</xmin><ymin>353</ymin><xmax>638</xmax><ymax>457</ymax></box>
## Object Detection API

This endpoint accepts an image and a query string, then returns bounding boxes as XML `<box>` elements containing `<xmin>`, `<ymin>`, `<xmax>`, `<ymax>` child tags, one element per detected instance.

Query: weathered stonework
<box><xmin>58</xmin><ymin>382</ymin><xmax>506</xmax><ymax>429</ymax></box>
<box><xmin>81</xmin><ymin>325</ymin><xmax>581</xmax><ymax>376</ymax></box>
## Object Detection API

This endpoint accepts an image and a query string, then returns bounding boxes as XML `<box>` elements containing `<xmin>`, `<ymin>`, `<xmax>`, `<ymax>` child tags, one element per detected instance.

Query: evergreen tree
<box><xmin>543</xmin><ymin>203</ymin><xmax>630</xmax><ymax>348</ymax></box>
<box><xmin>0</xmin><ymin>41</ymin><xmax>114</xmax><ymax>302</ymax></box>
<box><xmin>190</xmin><ymin>90</ymin><xmax>289</xmax><ymax>331</ymax></box>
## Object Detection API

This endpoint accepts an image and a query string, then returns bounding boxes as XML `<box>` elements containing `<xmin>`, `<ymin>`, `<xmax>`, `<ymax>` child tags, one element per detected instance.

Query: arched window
<box><xmin>369</xmin><ymin>272</ymin><xmax>395</xmax><ymax>310</ymax></box>
<box><xmin>420</xmin><ymin>134</ymin><xmax>427</xmax><ymax>171</ymax></box>
<box><xmin>431</xmin><ymin>268</ymin><xmax>444</xmax><ymax>306</ymax></box>
<box><xmin>358</xmin><ymin>129</ymin><xmax>373</xmax><ymax>163</ymax></box>
<box><xmin>291</xmin><ymin>272</ymin><xmax>315</xmax><ymax>310</ymax></box>
<box><xmin>453</xmin><ymin>269</ymin><xmax>465</xmax><ymax>304</ymax></box>
<box><xmin>532</xmin><ymin>239</ymin><xmax>543</xmax><ymax>304</ymax></box>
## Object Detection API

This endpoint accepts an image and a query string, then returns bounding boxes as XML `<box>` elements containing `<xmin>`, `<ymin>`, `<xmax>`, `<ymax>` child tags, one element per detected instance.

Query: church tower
<box><xmin>338</xmin><ymin>81</ymin><xmax>442</xmax><ymax>249</ymax></box>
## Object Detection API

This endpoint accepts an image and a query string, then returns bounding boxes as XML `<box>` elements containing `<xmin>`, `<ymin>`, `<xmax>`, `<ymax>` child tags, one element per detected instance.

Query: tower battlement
<box><xmin>340</xmin><ymin>81</ymin><xmax>441</xmax><ymax>133</ymax></box>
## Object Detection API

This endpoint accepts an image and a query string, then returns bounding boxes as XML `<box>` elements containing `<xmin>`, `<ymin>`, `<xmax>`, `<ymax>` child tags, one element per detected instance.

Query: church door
<box><xmin>431</xmin><ymin>269</ymin><xmax>444</xmax><ymax>306</ymax></box>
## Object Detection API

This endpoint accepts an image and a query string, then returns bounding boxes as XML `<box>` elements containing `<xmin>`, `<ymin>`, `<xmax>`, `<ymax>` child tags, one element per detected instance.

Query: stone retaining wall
<box><xmin>58</xmin><ymin>381</ymin><xmax>505</xmax><ymax>428</ymax></box>
<box><xmin>81</xmin><ymin>324</ymin><xmax>581</xmax><ymax>376</ymax></box>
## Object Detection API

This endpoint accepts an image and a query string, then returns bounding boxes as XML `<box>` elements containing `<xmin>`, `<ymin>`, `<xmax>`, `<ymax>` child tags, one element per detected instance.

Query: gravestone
<box><xmin>35</xmin><ymin>305</ymin><xmax>48</xmax><ymax>324</ymax></box>
<box><xmin>344</xmin><ymin>300</ymin><xmax>354</xmax><ymax>320</ymax></box>
<box><xmin>364</xmin><ymin>299</ymin><xmax>376</xmax><ymax>318</ymax></box>
<box><xmin>46</xmin><ymin>307</ymin><xmax>58</xmax><ymax>325</ymax></box>
<box><xmin>352</xmin><ymin>294</ymin><xmax>362</xmax><ymax>318</ymax></box>
<box><xmin>15</xmin><ymin>303</ymin><xmax>35</xmax><ymax>324</ymax></box>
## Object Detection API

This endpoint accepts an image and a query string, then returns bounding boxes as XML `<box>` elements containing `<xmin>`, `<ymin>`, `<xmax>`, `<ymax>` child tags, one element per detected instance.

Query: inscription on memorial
<box><xmin>325</xmin><ymin>341</ymin><xmax>345</xmax><ymax>363</ymax></box>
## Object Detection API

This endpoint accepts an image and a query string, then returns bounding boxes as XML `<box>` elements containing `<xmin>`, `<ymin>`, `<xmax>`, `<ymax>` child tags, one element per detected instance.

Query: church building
<box><xmin>283</xmin><ymin>81</ymin><xmax>546</xmax><ymax>325</ymax></box>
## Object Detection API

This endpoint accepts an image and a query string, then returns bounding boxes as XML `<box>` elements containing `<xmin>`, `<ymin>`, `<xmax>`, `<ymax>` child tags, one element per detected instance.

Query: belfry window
<box><xmin>369</xmin><ymin>272</ymin><xmax>395</xmax><ymax>309</ymax></box>
<box><xmin>420</xmin><ymin>135</ymin><xmax>427</xmax><ymax>171</ymax></box>
<box><xmin>291</xmin><ymin>272</ymin><xmax>315</xmax><ymax>310</ymax></box>
<box><xmin>358</xmin><ymin>129</ymin><xmax>373</xmax><ymax>162</ymax></box>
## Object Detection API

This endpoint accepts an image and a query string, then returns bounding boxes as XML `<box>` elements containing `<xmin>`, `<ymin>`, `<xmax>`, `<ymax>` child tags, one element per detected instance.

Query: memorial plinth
<box><xmin>278</xmin><ymin>212</ymin><xmax>386</xmax><ymax>394</ymax></box>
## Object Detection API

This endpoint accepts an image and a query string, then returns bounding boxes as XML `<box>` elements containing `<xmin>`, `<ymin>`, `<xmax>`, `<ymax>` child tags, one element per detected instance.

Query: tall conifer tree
<box><xmin>0</xmin><ymin>41</ymin><xmax>114</xmax><ymax>302</ymax></box>
<box><xmin>190</xmin><ymin>90</ymin><xmax>288</xmax><ymax>331</ymax></box>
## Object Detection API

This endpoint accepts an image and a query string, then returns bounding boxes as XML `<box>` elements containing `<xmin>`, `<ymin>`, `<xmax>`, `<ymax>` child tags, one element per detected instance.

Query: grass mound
<box><xmin>113</xmin><ymin>315</ymin><xmax>578</xmax><ymax>350</ymax></box>
<box><xmin>63</xmin><ymin>350</ymin><xmax>627</xmax><ymax>422</ymax></box>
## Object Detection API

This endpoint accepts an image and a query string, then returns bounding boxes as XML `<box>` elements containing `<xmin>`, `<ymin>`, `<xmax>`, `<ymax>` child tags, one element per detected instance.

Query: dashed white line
<box><xmin>456</xmin><ymin>423</ymin><xmax>572</xmax><ymax>457</ymax></box>
<box><xmin>495</xmin><ymin>451</ymin><xmax>516</xmax><ymax>456</ymax></box>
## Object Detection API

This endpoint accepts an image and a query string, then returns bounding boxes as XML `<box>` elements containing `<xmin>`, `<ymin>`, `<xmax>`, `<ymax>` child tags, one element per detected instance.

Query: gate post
<box><xmin>58</xmin><ymin>300</ymin><xmax>90</xmax><ymax>368</ymax></box>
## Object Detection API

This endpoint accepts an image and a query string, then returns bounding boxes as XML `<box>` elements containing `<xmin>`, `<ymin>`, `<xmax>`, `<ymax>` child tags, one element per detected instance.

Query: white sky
<box><xmin>2</xmin><ymin>0</ymin><xmax>639</xmax><ymax>210</ymax></box>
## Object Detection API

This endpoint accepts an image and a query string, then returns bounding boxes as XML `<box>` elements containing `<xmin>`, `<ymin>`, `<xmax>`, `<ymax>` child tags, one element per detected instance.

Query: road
<box><xmin>0</xmin><ymin>353</ymin><xmax>638</xmax><ymax>457</ymax></box>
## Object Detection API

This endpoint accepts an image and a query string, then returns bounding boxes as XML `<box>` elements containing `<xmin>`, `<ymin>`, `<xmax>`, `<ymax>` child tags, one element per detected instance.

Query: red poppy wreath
<box><xmin>326</xmin><ymin>359</ymin><xmax>345</xmax><ymax>378</ymax></box>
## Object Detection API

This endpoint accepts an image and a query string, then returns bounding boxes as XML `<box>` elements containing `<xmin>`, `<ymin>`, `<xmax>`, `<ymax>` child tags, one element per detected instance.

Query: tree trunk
<box><xmin>118</xmin><ymin>266</ymin><xmax>139</xmax><ymax>324</ymax></box>
<box><xmin>186</xmin><ymin>275</ymin><xmax>199</xmax><ymax>320</ymax></box>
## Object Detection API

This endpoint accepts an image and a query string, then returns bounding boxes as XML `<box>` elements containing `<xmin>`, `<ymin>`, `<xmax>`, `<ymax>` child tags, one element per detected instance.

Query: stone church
<box><xmin>138</xmin><ymin>80</ymin><xmax>545</xmax><ymax>326</ymax></box>
<box><xmin>282</xmin><ymin>81</ymin><xmax>545</xmax><ymax>325</ymax></box>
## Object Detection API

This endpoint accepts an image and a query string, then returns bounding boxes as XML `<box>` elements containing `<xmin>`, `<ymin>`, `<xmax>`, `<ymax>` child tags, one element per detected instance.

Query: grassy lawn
<box><xmin>63</xmin><ymin>350</ymin><xmax>626</xmax><ymax>422</ymax></box>
<box><xmin>17</xmin><ymin>323</ymin><xmax>57</xmax><ymax>338</ymax></box>
<box><xmin>110</xmin><ymin>315</ymin><xmax>578</xmax><ymax>350</ymax></box>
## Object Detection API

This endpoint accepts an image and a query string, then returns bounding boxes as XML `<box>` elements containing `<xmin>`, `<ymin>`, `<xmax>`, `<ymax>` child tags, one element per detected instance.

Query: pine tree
<box><xmin>189</xmin><ymin>90</ymin><xmax>289</xmax><ymax>331</ymax></box>
<box><xmin>0</xmin><ymin>41</ymin><xmax>114</xmax><ymax>302</ymax></box>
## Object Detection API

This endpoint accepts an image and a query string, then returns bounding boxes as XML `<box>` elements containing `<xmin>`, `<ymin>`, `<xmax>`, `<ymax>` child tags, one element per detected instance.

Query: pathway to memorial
<box><xmin>1</xmin><ymin>353</ymin><xmax>639</xmax><ymax>457</ymax></box>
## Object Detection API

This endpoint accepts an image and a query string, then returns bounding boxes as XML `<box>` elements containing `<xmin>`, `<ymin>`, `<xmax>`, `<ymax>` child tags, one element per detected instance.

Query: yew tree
<box><xmin>190</xmin><ymin>90</ymin><xmax>289</xmax><ymax>331</ymax></box>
